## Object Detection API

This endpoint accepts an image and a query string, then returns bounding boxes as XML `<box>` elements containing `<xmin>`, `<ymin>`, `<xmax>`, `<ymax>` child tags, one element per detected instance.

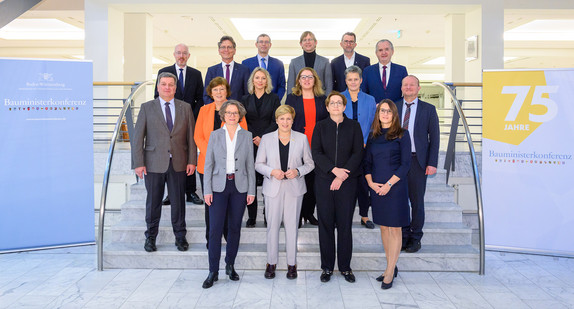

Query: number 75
<box><xmin>501</xmin><ymin>85</ymin><xmax>559</xmax><ymax>122</ymax></box>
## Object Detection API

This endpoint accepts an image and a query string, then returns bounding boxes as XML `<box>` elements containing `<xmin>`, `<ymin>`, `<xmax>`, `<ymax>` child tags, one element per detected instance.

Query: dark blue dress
<box><xmin>364</xmin><ymin>129</ymin><xmax>411</xmax><ymax>227</ymax></box>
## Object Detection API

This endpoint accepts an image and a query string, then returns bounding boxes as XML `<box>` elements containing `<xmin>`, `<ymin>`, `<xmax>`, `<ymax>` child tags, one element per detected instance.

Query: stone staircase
<box><xmin>103</xmin><ymin>169</ymin><xmax>479</xmax><ymax>272</ymax></box>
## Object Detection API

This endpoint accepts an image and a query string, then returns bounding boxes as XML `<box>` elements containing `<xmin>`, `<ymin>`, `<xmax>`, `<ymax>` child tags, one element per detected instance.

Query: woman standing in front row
<box><xmin>201</xmin><ymin>100</ymin><xmax>256</xmax><ymax>289</ymax></box>
<box><xmin>255</xmin><ymin>105</ymin><xmax>315</xmax><ymax>280</ymax></box>
<box><xmin>312</xmin><ymin>91</ymin><xmax>364</xmax><ymax>283</ymax></box>
<box><xmin>364</xmin><ymin>99</ymin><xmax>411</xmax><ymax>290</ymax></box>
<box><xmin>285</xmin><ymin>67</ymin><xmax>328</xmax><ymax>227</ymax></box>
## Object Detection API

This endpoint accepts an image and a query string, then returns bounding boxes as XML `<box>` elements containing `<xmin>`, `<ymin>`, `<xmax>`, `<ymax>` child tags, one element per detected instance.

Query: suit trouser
<box><xmin>301</xmin><ymin>171</ymin><xmax>316</xmax><ymax>218</ymax></box>
<box><xmin>199</xmin><ymin>173</ymin><xmax>228</xmax><ymax>246</ymax></box>
<box><xmin>315</xmin><ymin>176</ymin><xmax>357</xmax><ymax>272</ymax></box>
<box><xmin>265</xmin><ymin>183</ymin><xmax>304</xmax><ymax>265</ymax></box>
<box><xmin>402</xmin><ymin>154</ymin><xmax>427</xmax><ymax>242</ymax></box>
<box><xmin>144</xmin><ymin>159</ymin><xmax>187</xmax><ymax>239</ymax></box>
<box><xmin>355</xmin><ymin>173</ymin><xmax>371</xmax><ymax>217</ymax></box>
<box><xmin>208</xmin><ymin>178</ymin><xmax>246</xmax><ymax>273</ymax></box>
<box><xmin>246</xmin><ymin>144</ymin><xmax>262</xmax><ymax>221</ymax></box>
<box><xmin>185</xmin><ymin>172</ymin><xmax>198</xmax><ymax>196</ymax></box>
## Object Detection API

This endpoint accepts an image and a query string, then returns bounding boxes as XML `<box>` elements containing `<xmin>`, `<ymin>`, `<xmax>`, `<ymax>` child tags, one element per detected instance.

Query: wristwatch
<box><xmin>387</xmin><ymin>181</ymin><xmax>393</xmax><ymax>188</ymax></box>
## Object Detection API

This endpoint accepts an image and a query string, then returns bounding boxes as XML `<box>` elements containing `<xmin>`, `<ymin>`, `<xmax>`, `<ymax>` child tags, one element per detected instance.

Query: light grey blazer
<box><xmin>255</xmin><ymin>130</ymin><xmax>315</xmax><ymax>198</ymax></box>
<box><xmin>203</xmin><ymin>126</ymin><xmax>255</xmax><ymax>196</ymax></box>
<box><xmin>131</xmin><ymin>98</ymin><xmax>197</xmax><ymax>173</ymax></box>
<box><xmin>287</xmin><ymin>53</ymin><xmax>333</xmax><ymax>95</ymax></box>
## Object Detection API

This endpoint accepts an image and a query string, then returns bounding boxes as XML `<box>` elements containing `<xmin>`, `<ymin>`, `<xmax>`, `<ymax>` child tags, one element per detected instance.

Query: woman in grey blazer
<box><xmin>201</xmin><ymin>100</ymin><xmax>256</xmax><ymax>289</ymax></box>
<box><xmin>255</xmin><ymin>105</ymin><xmax>315</xmax><ymax>280</ymax></box>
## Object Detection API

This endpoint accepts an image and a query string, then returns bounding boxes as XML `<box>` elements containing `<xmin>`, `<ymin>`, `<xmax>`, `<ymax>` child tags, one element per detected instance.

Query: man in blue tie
<box><xmin>203</xmin><ymin>36</ymin><xmax>250</xmax><ymax>104</ymax></box>
<box><xmin>242</xmin><ymin>34</ymin><xmax>286</xmax><ymax>101</ymax></box>
<box><xmin>154</xmin><ymin>44</ymin><xmax>204</xmax><ymax>206</ymax></box>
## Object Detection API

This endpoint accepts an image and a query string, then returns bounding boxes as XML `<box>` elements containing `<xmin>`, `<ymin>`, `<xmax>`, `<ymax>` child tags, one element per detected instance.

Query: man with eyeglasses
<box><xmin>287</xmin><ymin>31</ymin><xmax>333</xmax><ymax>95</ymax></box>
<box><xmin>242</xmin><ymin>34</ymin><xmax>286</xmax><ymax>100</ymax></box>
<box><xmin>155</xmin><ymin>43</ymin><xmax>204</xmax><ymax>206</ymax></box>
<box><xmin>331</xmin><ymin>32</ymin><xmax>370</xmax><ymax>92</ymax></box>
<box><xmin>203</xmin><ymin>36</ymin><xmax>250</xmax><ymax>104</ymax></box>
<box><xmin>396</xmin><ymin>75</ymin><xmax>439</xmax><ymax>253</ymax></box>
<box><xmin>361</xmin><ymin>39</ymin><xmax>408</xmax><ymax>103</ymax></box>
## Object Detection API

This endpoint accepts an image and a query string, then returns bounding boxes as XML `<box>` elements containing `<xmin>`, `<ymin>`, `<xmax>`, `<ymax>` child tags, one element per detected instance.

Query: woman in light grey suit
<box><xmin>201</xmin><ymin>100</ymin><xmax>256</xmax><ymax>289</ymax></box>
<box><xmin>255</xmin><ymin>105</ymin><xmax>315</xmax><ymax>280</ymax></box>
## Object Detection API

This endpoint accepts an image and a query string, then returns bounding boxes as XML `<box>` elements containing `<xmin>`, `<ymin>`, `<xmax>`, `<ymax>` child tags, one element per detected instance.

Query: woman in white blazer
<box><xmin>255</xmin><ymin>105</ymin><xmax>315</xmax><ymax>280</ymax></box>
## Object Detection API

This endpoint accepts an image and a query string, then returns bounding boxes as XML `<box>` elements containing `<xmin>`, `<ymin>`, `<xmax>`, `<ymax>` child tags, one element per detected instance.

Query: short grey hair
<box><xmin>376</xmin><ymin>39</ymin><xmax>394</xmax><ymax>51</ymax></box>
<box><xmin>344</xmin><ymin>65</ymin><xmax>362</xmax><ymax>78</ymax></box>
<box><xmin>157</xmin><ymin>72</ymin><xmax>178</xmax><ymax>86</ymax></box>
<box><xmin>256</xmin><ymin>34</ymin><xmax>271</xmax><ymax>43</ymax></box>
<box><xmin>219</xmin><ymin>100</ymin><xmax>247</xmax><ymax>122</ymax></box>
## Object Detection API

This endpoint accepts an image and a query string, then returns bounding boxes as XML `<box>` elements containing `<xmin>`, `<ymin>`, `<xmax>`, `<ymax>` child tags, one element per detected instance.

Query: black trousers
<box><xmin>208</xmin><ymin>178</ymin><xmax>246</xmax><ymax>272</ymax></box>
<box><xmin>402</xmin><ymin>154</ymin><xmax>427</xmax><ymax>242</ymax></box>
<box><xmin>185</xmin><ymin>172</ymin><xmax>198</xmax><ymax>196</ymax></box>
<box><xmin>200</xmin><ymin>173</ymin><xmax>228</xmax><ymax>246</ymax></box>
<box><xmin>315</xmin><ymin>176</ymin><xmax>357</xmax><ymax>272</ymax></box>
<box><xmin>301</xmin><ymin>171</ymin><xmax>316</xmax><ymax>219</ymax></box>
<box><xmin>355</xmin><ymin>173</ymin><xmax>371</xmax><ymax>217</ymax></box>
<box><xmin>144</xmin><ymin>159</ymin><xmax>186</xmax><ymax>239</ymax></box>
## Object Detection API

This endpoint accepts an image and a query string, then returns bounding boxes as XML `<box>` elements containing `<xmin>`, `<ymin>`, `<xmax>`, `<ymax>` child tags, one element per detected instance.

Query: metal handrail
<box><xmin>433</xmin><ymin>81</ymin><xmax>485</xmax><ymax>275</ymax></box>
<box><xmin>97</xmin><ymin>80</ymin><xmax>154</xmax><ymax>271</ymax></box>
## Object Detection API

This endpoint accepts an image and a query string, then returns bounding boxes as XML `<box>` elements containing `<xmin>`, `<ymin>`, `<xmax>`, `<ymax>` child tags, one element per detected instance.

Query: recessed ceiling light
<box><xmin>0</xmin><ymin>18</ymin><xmax>84</xmax><ymax>40</ymax></box>
<box><xmin>504</xmin><ymin>19</ymin><xmax>574</xmax><ymax>41</ymax></box>
<box><xmin>230</xmin><ymin>18</ymin><xmax>361</xmax><ymax>41</ymax></box>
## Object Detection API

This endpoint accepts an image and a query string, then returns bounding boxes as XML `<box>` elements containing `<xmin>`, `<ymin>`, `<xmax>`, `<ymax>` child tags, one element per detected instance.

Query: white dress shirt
<box><xmin>401</xmin><ymin>97</ymin><xmax>419</xmax><ymax>152</ymax></box>
<box><xmin>175</xmin><ymin>64</ymin><xmax>186</xmax><ymax>85</ymax></box>
<box><xmin>344</xmin><ymin>52</ymin><xmax>356</xmax><ymax>68</ymax></box>
<box><xmin>221</xmin><ymin>61</ymin><xmax>235</xmax><ymax>83</ymax></box>
<box><xmin>223</xmin><ymin>124</ymin><xmax>241</xmax><ymax>174</ymax></box>
<box><xmin>379</xmin><ymin>62</ymin><xmax>392</xmax><ymax>88</ymax></box>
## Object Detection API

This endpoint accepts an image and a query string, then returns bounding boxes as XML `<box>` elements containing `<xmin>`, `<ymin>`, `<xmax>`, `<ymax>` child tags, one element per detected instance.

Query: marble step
<box><xmin>118</xmin><ymin>201</ymin><xmax>463</xmax><ymax>224</ymax></box>
<box><xmin>109</xmin><ymin>220</ymin><xmax>471</xmax><ymax>246</ymax></box>
<box><xmin>103</xmin><ymin>242</ymin><xmax>479</xmax><ymax>272</ymax></box>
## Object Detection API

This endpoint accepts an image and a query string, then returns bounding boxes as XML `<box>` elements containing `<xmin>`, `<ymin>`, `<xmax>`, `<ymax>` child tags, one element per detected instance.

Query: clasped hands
<box><xmin>270</xmin><ymin>169</ymin><xmax>298</xmax><ymax>180</ymax></box>
<box><xmin>330</xmin><ymin>167</ymin><xmax>350</xmax><ymax>191</ymax></box>
<box><xmin>369</xmin><ymin>181</ymin><xmax>391</xmax><ymax>196</ymax></box>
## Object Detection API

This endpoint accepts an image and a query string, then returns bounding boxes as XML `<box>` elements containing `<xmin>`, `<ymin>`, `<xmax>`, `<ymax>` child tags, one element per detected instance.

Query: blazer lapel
<box><xmin>152</xmin><ymin>99</ymin><xmax>170</xmax><ymax>132</ymax></box>
<box><xmin>287</xmin><ymin>130</ymin><xmax>296</xmax><ymax>170</ymax></box>
<box><xmin>172</xmin><ymin>101</ymin><xmax>183</xmax><ymax>132</ymax></box>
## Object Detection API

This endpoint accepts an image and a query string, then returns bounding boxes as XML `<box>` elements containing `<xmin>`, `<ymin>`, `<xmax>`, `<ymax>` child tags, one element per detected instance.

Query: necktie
<box><xmin>402</xmin><ymin>102</ymin><xmax>414</xmax><ymax>130</ymax></box>
<box><xmin>260</xmin><ymin>58</ymin><xmax>267</xmax><ymax>70</ymax></box>
<box><xmin>165</xmin><ymin>102</ymin><xmax>174</xmax><ymax>132</ymax></box>
<box><xmin>382</xmin><ymin>65</ymin><xmax>387</xmax><ymax>90</ymax></box>
<box><xmin>225</xmin><ymin>64</ymin><xmax>230</xmax><ymax>84</ymax></box>
<box><xmin>178</xmin><ymin>68</ymin><xmax>184</xmax><ymax>91</ymax></box>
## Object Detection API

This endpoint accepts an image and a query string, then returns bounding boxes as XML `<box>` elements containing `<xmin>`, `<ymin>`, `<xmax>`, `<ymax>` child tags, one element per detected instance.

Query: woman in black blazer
<box><xmin>285</xmin><ymin>67</ymin><xmax>327</xmax><ymax>227</ymax></box>
<box><xmin>241</xmin><ymin>67</ymin><xmax>281</xmax><ymax>228</ymax></box>
<box><xmin>311</xmin><ymin>91</ymin><xmax>364</xmax><ymax>283</ymax></box>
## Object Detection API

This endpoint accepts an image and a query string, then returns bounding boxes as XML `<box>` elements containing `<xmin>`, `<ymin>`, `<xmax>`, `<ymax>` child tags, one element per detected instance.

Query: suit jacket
<box><xmin>154</xmin><ymin>64</ymin><xmax>204</xmax><ymax>118</ymax></box>
<box><xmin>255</xmin><ymin>130</ymin><xmax>315</xmax><ymax>198</ymax></box>
<box><xmin>203</xmin><ymin>62</ymin><xmax>250</xmax><ymax>104</ymax></box>
<box><xmin>194</xmin><ymin>103</ymin><xmax>248</xmax><ymax>174</ymax></box>
<box><xmin>341</xmin><ymin>90</ymin><xmax>376</xmax><ymax>144</ymax></box>
<box><xmin>284</xmin><ymin>94</ymin><xmax>328</xmax><ymax>135</ymax></box>
<box><xmin>203</xmin><ymin>127</ymin><xmax>255</xmax><ymax>196</ymax></box>
<box><xmin>287</xmin><ymin>53</ymin><xmax>332</xmax><ymax>95</ymax></box>
<box><xmin>396</xmin><ymin>99</ymin><xmax>440</xmax><ymax>169</ymax></box>
<box><xmin>242</xmin><ymin>56</ymin><xmax>286</xmax><ymax>100</ymax></box>
<box><xmin>330</xmin><ymin>52</ymin><xmax>371</xmax><ymax>92</ymax></box>
<box><xmin>241</xmin><ymin>92</ymin><xmax>281</xmax><ymax>138</ymax></box>
<box><xmin>131</xmin><ymin>98</ymin><xmax>197</xmax><ymax>173</ymax></box>
<box><xmin>361</xmin><ymin>62</ymin><xmax>408</xmax><ymax>103</ymax></box>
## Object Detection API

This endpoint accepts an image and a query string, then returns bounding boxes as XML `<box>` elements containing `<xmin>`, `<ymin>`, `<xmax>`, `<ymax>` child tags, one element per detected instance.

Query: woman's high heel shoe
<box><xmin>376</xmin><ymin>266</ymin><xmax>398</xmax><ymax>282</ymax></box>
<box><xmin>381</xmin><ymin>276</ymin><xmax>394</xmax><ymax>289</ymax></box>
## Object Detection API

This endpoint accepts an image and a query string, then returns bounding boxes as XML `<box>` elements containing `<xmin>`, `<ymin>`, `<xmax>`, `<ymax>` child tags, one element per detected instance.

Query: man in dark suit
<box><xmin>287</xmin><ymin>31</ymin><xmax>332</xmax><ymax>95</ymax></box>
<box><xmin>361</xmin><ymin>39</ymin><xmax>408</xmax><ymax>103</ymax></box>
<box><xmin>242</xmin><ymin>34</ymin><xmax>286</xmax><ymax>101</ymax></box>
<box><xmin>331</xmin><ymin>32</ymin><xmax>370</xmax><ymax>92</ymax></box>
<box><xmin>203</xmin><ymin>36</ymin><xmax>249</xmax><ymax>104</ymax></box>
<box><xmin>396</xmin><ymin>75</ymin><xmax>440</xmax><ymax>253</ymax></box>
<box><xmin>132</xmin><ymin>72</ymin><xmax>197</xmax><ymax>253</ymax></box>
<box><xmin>155</xmin><ymin>43</ymin><xmax>204</xmax><ymax>206</ymax></box>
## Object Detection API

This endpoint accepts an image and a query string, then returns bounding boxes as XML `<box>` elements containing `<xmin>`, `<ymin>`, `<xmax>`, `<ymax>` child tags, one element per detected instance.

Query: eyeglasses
<box><xmin>300</xmin><ymin>75</ymin><xmax>314</xmax><ymax>80</ymax></box>
<box><xmin>175</xmin><ymin>51</ymin><xmax>189</xmax><ymax>56</ymax></box>
<box><xmin>342</xmin><ymin>40</ymin><xmax>356</xmax><ymax>44</ymax></box>
<box><xmin>380</xmin><ymin>109</ymin><xmax>392</xmax><ymax>114</ymax></box>
<box><xmin>225</xmin><ymin>111</ymin><xmax>239</xmax><ymax>116</ymax></box>
<box><xmin>329</xmin><ymin>101</ymin><xmax>344</xmax><ymax>106</ymax></box>
<box><xmin>219</xmin><ymin>46</ymin><xmax>234</xmax><ymax>50</ymax></box>
<box><xmin>301</xmin><ymin>38</ymin><xmax>315</xmax><ymax>43</ymax></box>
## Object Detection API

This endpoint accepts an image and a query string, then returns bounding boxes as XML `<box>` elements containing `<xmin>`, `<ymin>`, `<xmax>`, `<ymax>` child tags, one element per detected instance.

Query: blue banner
<box><xmin>0</xmin><ymin>58</ymin><xmax>94</xmax><ymax>251</ymax></box>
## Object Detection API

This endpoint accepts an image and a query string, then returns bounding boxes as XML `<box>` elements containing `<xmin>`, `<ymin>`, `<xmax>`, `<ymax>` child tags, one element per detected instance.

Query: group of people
<box><xmin>131</xmin><ymin>31</ymin><xmax>440</xmax><ymax>290</ymax></box>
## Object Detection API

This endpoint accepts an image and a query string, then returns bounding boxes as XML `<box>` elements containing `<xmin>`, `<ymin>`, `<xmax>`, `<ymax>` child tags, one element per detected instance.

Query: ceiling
<box><xmin>1</xmin><ymin>1</ymin><xmax>573</xmax><ymax>81</ymax></box>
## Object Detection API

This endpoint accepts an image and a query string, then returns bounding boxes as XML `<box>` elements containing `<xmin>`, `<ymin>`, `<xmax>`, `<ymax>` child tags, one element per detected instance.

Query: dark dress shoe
<box><xmin>405</xmin><ymin>240</ymin><xmax>421</xmax><ymax>253</ymax></box>
<box><xmin>246</xmin><ymin>218</ymin><xmax>256</xmax><ymax>228</ymax></box>
<box><xmin>162</xmin><ymin>196</ymin><xmax>171</xmax><ymax>205</ymax></box>
<box><xmin>286</xmin><ymin>265</ymin><xmax>297</xmax><ymax>279</ymax></box>
<box><xmin>187</xmin><ymin>192</ymin><xmax>204</xmax><ymax>205</ymax></box>
<box><xmin>361</xmin><ymin>219</ymin><xmax>375</xmax><ymax>229</ymax></box>
<box><xmin>226</xmin><ymin>264</ymin><xmax>240</xmax><ymax>281</ymax></box>
<box><xmin>306</xmin><ymin>215</ymin><xmax>319</xmax><ymax>225</ymax></box>
<box><xmin>202</xmin><ymin>272</ymin><xmax>218</xmax><ymax>289</ymax></box>
<box><xmin>376</xmin><ymin>266</ymin><xmax>398</xmax><ymax>282</ymax></box>
<box><xmin>381</xmin><ymin>276</ymin><xmax>394</xmax><ymax>289</ymax></box>
<box><xmin>144</xmin><ymin>237</ymin><xmax>157</xmax><ymax>252</ymax></box>
<box><xmin>320</xmin><ymin>269</ymin><xmax>333</xmax><ymax>282</ymax></box>
<box><xmin>341</xmin><ymin>271</ymin><xmax>355</xmax><ymax>283</ymax></box>
<box><xmin>175</xmin><ymin>238</ymin><xmax>189</xmax><ymax>251</ymax></box>
<box><xmin>264</xmin><ymin>264</ymin><xmax>276</xmax><ymax>279</ymax></box>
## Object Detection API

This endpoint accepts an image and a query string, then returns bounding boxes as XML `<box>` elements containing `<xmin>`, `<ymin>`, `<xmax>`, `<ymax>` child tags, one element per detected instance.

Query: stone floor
<box><xmin>1</xmin><ymin>245</ymin><xmax>573</xmax><ymax>309</ymax></box>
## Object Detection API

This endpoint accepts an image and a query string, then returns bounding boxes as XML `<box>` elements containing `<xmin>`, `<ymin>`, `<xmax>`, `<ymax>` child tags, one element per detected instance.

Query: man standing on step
<box><xmin>361</xmin><ymin>39</ymin><xmax>407</xmax><ymax>103</ymax></box>
<box><xmin>155</xmin><ymin>43</ymin><xmax>204</xmax><ymax>206</ymax></box>
<box><xmin>396</xmin><ymin>75</ymin><xmax>439</xmax><ymax>253</ymax></box>
<box><xmin>132</xmin><ymin>72</ymin><xmax>197</xmax><ymax>253</ymax></box>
